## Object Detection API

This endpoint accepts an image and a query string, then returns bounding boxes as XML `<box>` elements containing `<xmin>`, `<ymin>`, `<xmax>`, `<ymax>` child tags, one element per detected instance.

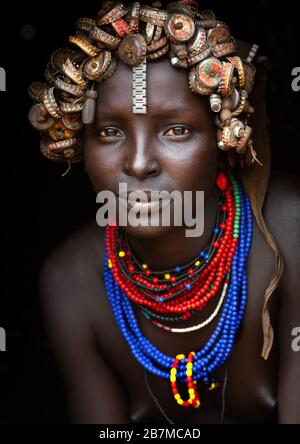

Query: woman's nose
<box><xmin>123</xmin><ymin>136</ymin><xmax>160</xmax><ymax>180</ymax></box>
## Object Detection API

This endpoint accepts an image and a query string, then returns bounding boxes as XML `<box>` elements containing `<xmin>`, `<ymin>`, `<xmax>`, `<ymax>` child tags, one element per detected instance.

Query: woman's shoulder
<box><xmin>264</xmin><ymin>169</ymin><xmax>300</xmax><ymax>216</ymax></box>
<box><xmin>38</xmin><ymin>219</ymin><xmax>106</xmax><ymax>322</ymax></box>
<box><xmin>39</xmin><ymin>219</ymin><xmax>105</xmax><ymax>279</ymax></box>
<box><xmin>262</xmin><ymin>170</ymin><xmax>300</xmax><ymax>423</ymax></box>
<box><xmin>263</xmin><ymin>169</ymin><xmax>300</xmax><ymax>265</ymax></box>
<box><xmin>262</xmin><ymin>168</ymin><xmax>299</xmax><ymax>282</ymax></box>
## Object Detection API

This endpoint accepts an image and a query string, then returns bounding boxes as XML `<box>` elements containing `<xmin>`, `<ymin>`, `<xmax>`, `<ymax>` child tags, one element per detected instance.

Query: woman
<box><xmin>29</xmin><ymin>1</ymin><xmax>300</xmax><ymax>423</ymax></box>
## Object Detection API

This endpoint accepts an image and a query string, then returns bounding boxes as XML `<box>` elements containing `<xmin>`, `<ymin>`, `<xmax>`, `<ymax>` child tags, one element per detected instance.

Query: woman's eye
<box><xmin>98</xmin><ymin>128</ymin><xmax>122</xmax><ymax>138</ymax></box>
<box><xmin>164</xmin><ymin>126</ymin><xmax>191</xmax><ymax>137</ymax></box>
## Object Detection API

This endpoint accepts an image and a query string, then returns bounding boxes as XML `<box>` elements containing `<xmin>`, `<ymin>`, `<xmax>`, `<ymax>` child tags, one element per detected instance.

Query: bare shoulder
<box><xmin>39</xmin><ymin>219</ymin><xmax>105</xmax><ymax>305</ymax></box>
<box><xmin>39</xmin><ymin>219</ymin><xmax>104</xmax><ymax>279</ymax></box>
<box><xmin>264</xmin><ymin>169</ymin><xmax>300</xmax><ymax>225</ymax></box>
<box><xmin>38</xmin><ymin>221</ymin><xmax>130</xmax><ymax>423</ymax></box>
<box><xmin>263</xmin><ymin>168</ymin><xmax>300</xmax><ymax>284</ymax></box>
<box><xmin>263</xmin><ymin>170</ymin><xmax>300</xmax><ymax>263</ymax></box>
<box><xmin>38</xmin><ymin>219</ymin><xmax>106</xmax><ymax>352</ymax></box>
<box><xmin>264</xmin><ymin>172</ymin><xmax>300</xmax><ymax>422</ymax></box>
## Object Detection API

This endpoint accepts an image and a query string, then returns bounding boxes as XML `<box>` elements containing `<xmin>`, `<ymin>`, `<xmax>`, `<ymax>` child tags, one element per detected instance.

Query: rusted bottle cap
<box><xmin>28</xmin><ymin>82</ymin><xmax>48</xmax><ymax>102</ymax></box>
<box><xmin>28</xmin><ymin>103</ymin><xmax>55</xmax><ymax>131</ymax></box>
<box><xmin>196</xmin><ymin>57</ymin><xmax>223</xmax><ymax>89</ymax></box>
<box><xmin>89</xmin><ymin>26</ymin><xmax>121</xmax><ymax>50</ymax></box>
<box><xmin>48</xmin><ymin>120</ymin><xmax>76</xmax><ymax>141</ymax></box>
<box><xmin>140</xmin><ymin>5</ymin><xmax>169</xmax><ymax>27</ymax></box>
<box><xmin>101</xmin><ymin>57</ymin><xmax>118</xmax><ymax>80</ymax></box>
<box><xmin>50</xmin><ymin>47</ymin><xmax>82</xmax><ymax>72</ymax></box>
<box><xmin>118</xmin><ymin>34</ymin><xmax>147</xmax><ymax>66</ymax></box>
<box><xmin>165</xmin><ymin>13</ymin><xmax>195</xmax><ymax>42</ymax></box>
<box><xmin>69</xmin><ymin>35</ymin><xmax>100</xmax><ymax>57</ymax></box>
<box><xmin>83</xmin><ymin>50</ymin><xmax>112</xmax><ymax>80</ymax></box>
<box><xmin>76</xmin><ymin>17</ymin><xmax>96</xmax><ymax>33</ymax></box>
<box><xmin>207</xmin><ymin>24</ymin><xmax>231</xmax><ymax>45</ymax></box>
<box><xmin>187</xmin><ymin>26</ymin><xmax>206</xmax><ymax>54</ymax></box>
<box><xmin>97</xmin><ymin>1</ymin><xmax>128</xmax><ymax>26</ymax></box>
<box><xmin>62</xmin><ymin>112</ymin><xmax>83</xmax><ymax>131</ymax></box>
<box><xmin>243</xmin><ymin>62</ymin><xmax>256</xmax><ymax>94</ymax></box>
<box><xmin>188</xmin><ymin>67</ymin><xmax>214</xmax><ymax>95</ymax></box>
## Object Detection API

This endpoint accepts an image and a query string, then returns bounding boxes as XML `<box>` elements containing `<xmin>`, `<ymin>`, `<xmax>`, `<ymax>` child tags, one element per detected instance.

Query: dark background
<box><xmin>0</xmin><ymin>0</ymin><xmax>300</xmax><ymax>423</ymax></box>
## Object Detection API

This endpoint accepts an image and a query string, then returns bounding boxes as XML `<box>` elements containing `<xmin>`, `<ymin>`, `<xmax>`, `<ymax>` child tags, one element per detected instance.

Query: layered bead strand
<box><xmin>106</xmin><ymin>178</ymin><xmax>238</xmax><ymax>321</ymax></box>
<box><xmin>103</xmin><ymin>171</ymin><xmax>253</xmax><ymax>408</ymax></box>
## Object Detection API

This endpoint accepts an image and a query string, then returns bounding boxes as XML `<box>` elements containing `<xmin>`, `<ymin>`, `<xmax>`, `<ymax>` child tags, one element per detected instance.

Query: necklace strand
<box><xmin>103</xmin><ymin>171</ymin><xmax>253</xmax><ymax>409</ymax></box>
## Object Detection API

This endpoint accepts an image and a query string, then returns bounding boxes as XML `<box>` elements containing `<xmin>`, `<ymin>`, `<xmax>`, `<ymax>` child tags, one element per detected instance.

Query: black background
<box><xmin>0</xmin><ymin>0</ymin><xmax>300</xmax><ymax>423</ymax></box>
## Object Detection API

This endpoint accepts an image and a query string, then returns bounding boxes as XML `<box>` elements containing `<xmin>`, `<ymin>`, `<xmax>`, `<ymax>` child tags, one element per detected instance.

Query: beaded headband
<box><xmin>28</xmin><ymin>1</ymin><xmax>262</xmax><ymax>171</ymax></box>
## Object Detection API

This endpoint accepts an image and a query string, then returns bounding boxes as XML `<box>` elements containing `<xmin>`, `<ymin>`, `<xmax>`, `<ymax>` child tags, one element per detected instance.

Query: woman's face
<box><xmin>84</xmin><ymin>57</ymin><xmax>220</xmax><ymax>238</ymax></box>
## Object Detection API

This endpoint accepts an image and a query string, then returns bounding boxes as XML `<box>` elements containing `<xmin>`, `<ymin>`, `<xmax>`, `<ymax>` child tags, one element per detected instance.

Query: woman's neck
<box><xmin>126</xmin><ymin>187</ymin><xmax>221</xmax><ymax>271</ymax></box>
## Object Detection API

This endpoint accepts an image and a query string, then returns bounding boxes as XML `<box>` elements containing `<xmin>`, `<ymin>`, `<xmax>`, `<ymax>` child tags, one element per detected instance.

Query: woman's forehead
<box><xmin>96</xmin><ymin>56</ymin><xmax>207</xmax><ymax>116</ymax></box>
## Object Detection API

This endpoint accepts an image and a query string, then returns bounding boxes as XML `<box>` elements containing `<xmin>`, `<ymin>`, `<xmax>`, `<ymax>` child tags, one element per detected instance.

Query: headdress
<box><xmin>28</xmin><ymin>0</ymin><xmax>262</xmax><ymax>171</ymax></box>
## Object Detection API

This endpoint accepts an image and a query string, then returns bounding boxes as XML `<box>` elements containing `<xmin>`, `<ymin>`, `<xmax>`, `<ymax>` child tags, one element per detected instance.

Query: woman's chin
<box><xmin>119</xmin><ymin>222</ymin><xmax>176</xmax><ymax>239</ymax></box>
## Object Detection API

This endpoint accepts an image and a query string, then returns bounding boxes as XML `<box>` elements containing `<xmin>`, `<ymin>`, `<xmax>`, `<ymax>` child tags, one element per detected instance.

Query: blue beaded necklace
<box><xmin>103</xmin><ymin>172</ymin><xmax>253</xmax><ymax>408</ymax></box>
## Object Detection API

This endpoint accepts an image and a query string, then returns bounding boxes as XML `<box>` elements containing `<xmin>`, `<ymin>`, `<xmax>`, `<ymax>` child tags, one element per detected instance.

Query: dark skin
<box><xmin>39</xmin><ymin>58</ymin><xmax>300</xmax><ymax>424</ymax></box>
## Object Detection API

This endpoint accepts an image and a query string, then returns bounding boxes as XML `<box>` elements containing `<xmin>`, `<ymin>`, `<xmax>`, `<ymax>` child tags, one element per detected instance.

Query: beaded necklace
<box><xmin>103</xmin><ymin>171</ymin><xmax>253</xmax><ymax>409</ymax></box>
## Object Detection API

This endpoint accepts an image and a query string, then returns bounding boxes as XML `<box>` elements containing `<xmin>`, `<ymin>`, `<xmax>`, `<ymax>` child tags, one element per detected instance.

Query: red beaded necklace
<box><xmin>106</xmin><ymin>172</ymin><xmax>235</xmax><ymax>320</ymax></box>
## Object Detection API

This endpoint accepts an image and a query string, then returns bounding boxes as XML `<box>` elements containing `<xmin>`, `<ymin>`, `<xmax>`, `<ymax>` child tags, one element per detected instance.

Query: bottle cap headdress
<box><xmin>28</xmin><ymin>0</ymin><xmax>262</xmax><ymax>171</ymax></box>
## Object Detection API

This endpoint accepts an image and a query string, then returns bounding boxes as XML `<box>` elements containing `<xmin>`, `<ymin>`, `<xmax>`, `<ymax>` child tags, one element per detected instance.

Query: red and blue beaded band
<box><xmin>103</xmin><ymin>170</ymin><xmax>253</xmax><ymax>408</ymax></box>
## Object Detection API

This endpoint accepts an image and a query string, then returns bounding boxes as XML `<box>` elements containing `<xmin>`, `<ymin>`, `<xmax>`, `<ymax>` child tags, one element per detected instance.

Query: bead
<box><xmin>215</xmin><ymin>172</ymin><xmax>228</xmax><ymax>191</ymax></box>
<box><xmin>103</xmin><ymin>171</ymin><xmax>253</xmax><ymax>410</ymax></box>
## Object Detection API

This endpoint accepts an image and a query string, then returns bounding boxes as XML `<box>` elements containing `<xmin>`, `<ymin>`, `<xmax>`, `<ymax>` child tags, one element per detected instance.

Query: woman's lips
<box><xmin>117</xmin><ymin>192</ymin><xmax>171</xmax><ymax>212</ymax></box>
